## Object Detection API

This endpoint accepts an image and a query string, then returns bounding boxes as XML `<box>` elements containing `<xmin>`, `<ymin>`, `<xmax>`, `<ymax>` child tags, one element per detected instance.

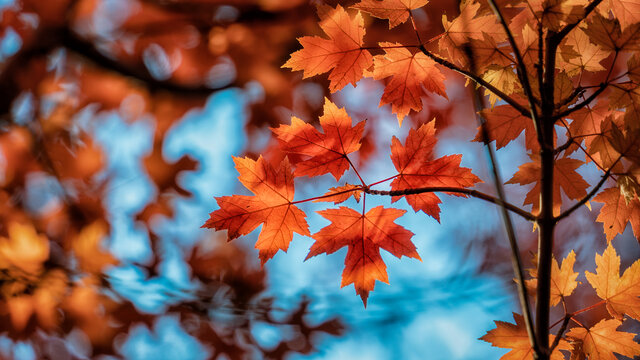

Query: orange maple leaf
<box><xmin>610</xmin><ymin>0</ymin><xmax>640</xmax><ymax>31</ymax></box>
<box><xmin>313</xmin><ymin>184</ymin><xmax>362</xmax><ymax>204</ymax></box>
<box><xmin>372</xmin><ymin>42</ymin><xmax>447</xmax><ymax>125</ymax></box>
<box><xmin>526</xmin><ymin>250</ymin><xmax>579</xmax><ymax>306</ymax></box>
<box><xmin>475</xmin><ymin>104</ymin><xmax>538</xmax><ymax>151</ymax></box>
<box><xmin>0</xmin><ymin>222</ymin><xmax>49</xmax><ymax>276</ymax></box>
<box><xmin>480</xmin><ymin>313</ymin><xmax>571</xmax><ymax>360</ymax></box>
<box><xmin>506</xmin><ymin>155</ymin><xmax>589</xmax><ymax>215</ymax></box>
<box><xmin>390</xmin><ymin>122</ymin><xmax>481</xmax><ymax>221</ymax></box>
<box><xmin>482</xmin><ymin>65</ymin><xmax>521</xmax><ymax>107</ymax></box>
<box><xmin>352</xmin><ymin>0</ymin><xmax>428</xmax><ymax>29</ymax></box>
<box><xmin>272</xmin><ymin>98</ymin><xmax>365</xmax><ymax>180</ymax></box>
<box><xmin>566</xmin><ymin>101</ymin><xmax>609</xmax><ymax>153</ymax></box>
<box><xmin>202</xmin><ymin>156</ymin><xmax>310</xmax><ymax>264</ymax></box>
<box><xmin>558</xmin><ymin>27</ymin><xmax>609</xmax><ymax>76</ymax></box>
<box><xmin>282</xmin><ymin>5</ymin><xmax>373</xmax><ymax>92</ymax></box>
<box><xmin>585</xmin><ymin>241</ymin><xmax>640</xmax><ymax>320</ymax></box>
<box><xmin>72</xmin><ymin>221</ymin><xmax>118</xmax><ymax>274</ymax></box>
<box><xmin>439</xmin><ymin>2</ymin><xmax>503</xmax><ymax>64</ymax></box>
<box><xmin>584</xmin><ymin>14</ymin><xmax>640</xmax><ymax>52</ymax></box>
<box><xmin>306</xmin><ymin>206</ymin><xmax>420</xmax><ymax>305</ymax></box>
<box><xmin>593</xmin><ymin>187</ymin><xmax>640</xmax><ymax>241</ymax></box>
<box><xmin>567</xmin><ymin>319</ymin><xmax>640</xmax><ymax>360</ymax></box>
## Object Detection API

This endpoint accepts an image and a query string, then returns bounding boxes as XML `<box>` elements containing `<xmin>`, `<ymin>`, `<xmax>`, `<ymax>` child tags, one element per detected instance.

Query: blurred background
<box><xmin>0</xmin><ymin>0</ymin><xmax>631</xmax><ymax>359</ymax></box>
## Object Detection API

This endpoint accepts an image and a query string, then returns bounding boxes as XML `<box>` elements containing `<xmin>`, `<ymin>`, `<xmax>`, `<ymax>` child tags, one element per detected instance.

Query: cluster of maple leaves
<box><xmin>205</xmin><ymin>0</ymin><xmax>640</xmax><ymax>358</ymax></box>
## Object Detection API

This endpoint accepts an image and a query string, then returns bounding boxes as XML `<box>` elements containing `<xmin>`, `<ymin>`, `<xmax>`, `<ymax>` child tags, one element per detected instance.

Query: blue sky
<box><xmin>77</xmin><ymin>81</ymin><xmax>518</xmax><ymax>359</ymax></box>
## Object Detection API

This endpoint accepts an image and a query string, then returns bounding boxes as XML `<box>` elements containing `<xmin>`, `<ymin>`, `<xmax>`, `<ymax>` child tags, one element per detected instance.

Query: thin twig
<box><xmin>364</xmin><ymin>186</ymin><xmax>535</xmax><ymax>221</ymax></box>
<box><xmin>463</xmin><ymin>43</ymin><xmax>539</xmax><ymax>355</ymax></box>
<box><xmin>416</xmin><ymin>45</ymin><xmax>532</xmax><ymax>118</ymax></box>
<box><xmin>549</xmin><ymin>315</ymin><xmax>572</xmax><ymax>353</ymax></box>
<box><xmin>487</xmin><ymin>0</ymin><xmax>541</xmax><ymax>141</ymax></box>
<box><xmin>554</xmin><ymin>0</ymin><xmax>605</xmax><ymax>43</ymax></box>
<box><xmin>555</xmin><ymin>155</ymin><xmax>622</xmax><ymax>221</ymax></box>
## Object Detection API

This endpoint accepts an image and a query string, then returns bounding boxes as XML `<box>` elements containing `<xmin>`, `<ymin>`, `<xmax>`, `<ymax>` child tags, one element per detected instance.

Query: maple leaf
<box><xmin>306</xmin><ymin>206</ymin><xmax>420</xmax><ymax>305</ymax></box>
<box><xmin>313</xmin><ymin>184</ymin><xmax>362</xmax><ymax>204</ymax></box>
<box><xmin>352</xmin><ymin>0</ymin><xmax>428</xmax><ymax>29</ymax></box>
<box><xmin>584</xmin><ymin>14</ymin><xmax>640</xmax><ymax>52</ymax></box>
<box><xmin>272</xmin><ymin>98</ymin><xmax>365</xmax><ymax>180</ymax></box>
<box><xmin>372</xmin><ymin>42</ymin><xmax>447</xmax><ymax>125</ymax></box>
<box><xmin>482</xmin><ymin>65</ymin><xmax>520</xmax><ymax>107</ymax></box>
<box><xmin>439</xmin><ymin>1</ymin><xmax>503</xmax><ymax>63</ymax></box>
<box><xmin>609</xmin><ymin>0</ymin><xmax>640</xmax><ymax>31</ymax></box>
<box><xmin>558</xmin><ymin>27</ymin><xmax>609</xmax><ymax>76</ymax></box>
<box><xmin>475</xmin><ymin>104</ymin><xmax>538</xmax><ymax>151</ymax></box>
<box><xmin>586</xmin><ymin>114</ymin><xmax>627</xmax><ymax>169</ymax></box>
<box><xmin>468</xmin><ymin>32</ymin><xmax>515</xmax><ymax>73</ymax></box>
<box><xmin>566</xmin><ymin>100</ymin><xmax>609</xmax><ymax>153</ymax></box>
<box><xmin>593</xmin><ymin>187</ymin><xmax>640</xmax><ymax>241</ymax></box>
<box><xmin>528</xmin><ymin>0</ymin><xmax>587</xmax><ymax>31</ymax></box>
<box><xmin>72</xmin><ymin>221</ymin><xmax>118</xmax><ymax>274</ymax></box>
<box><xmin>202</xmin><ymin>156</ymin><xmax>310</xmax><ymax>264</ymax></box>
<box><xmin>480</xmin><ymin>313</ymin><xmax>571</xmax><ymax>360</ymax></box>
<box><xmin>526</xmin><ymin>250</ymin><xmax>579</xmax><ymax>306</ymax></box>
<box><xmin>585</xmin><ymin>241</ymin><xmax>640</xmax><ymax>320</ymax></box>
<box><xmin>0</xmin><ymin>222</ymin><xmax>49</xmax><ymax>276</ymax></box>
<box><xmin>283</xmin><ymin>5</ymin><xmax>373</xmax><ymax>92</ymax></box>
<box><xmin>506</xmin><ymin>155</ymin><xmax>589</xmax><ymax>215</ymax></box>
<box><xmin>566</xmin><ymin>319</ymin><xmax>640</xmax><ymax>360</ymax></box>
<box><xmin>609</xmin><ymin>83</ymin><xmax>640</xmax><ymax>131</ymax></box>
<box><xmin>390</xmin><ymin>122</ymin><xmax>481</xmax><ymax>221</ymax></box>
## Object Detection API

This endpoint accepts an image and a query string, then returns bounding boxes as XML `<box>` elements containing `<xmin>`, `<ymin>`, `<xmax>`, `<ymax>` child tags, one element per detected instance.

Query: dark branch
<box><xmin>549</xmin><ymin>314</ymin><xmax>572</xmax><ymax>353</ymax></box>
<box><xmin>487</xmin><ymin>0</ymin><xmax>541</xmax><ymax>140</ymax></box>
<box><xmin>364</xmin><ymin>186</ymin><xmax>536</xmax><ymax>221</ymax></box>
<box><xmin>416</xmin><ymin>45</ymin><xmax>532</xmax><ymax>119</ymax></box>
<box><xmin>554</xmin><ymin>0</ymin><xmax>605</xmax><ymax>43</ymax></box>
<box><xmin>555</xmin><ymin>155</ymin><xmax>622</xmax><ymax>221</ymax></box>
<box><xmin>553</xmin><ymin>82</ymin><xmax>608</xmax><ymax>120</ymax></box>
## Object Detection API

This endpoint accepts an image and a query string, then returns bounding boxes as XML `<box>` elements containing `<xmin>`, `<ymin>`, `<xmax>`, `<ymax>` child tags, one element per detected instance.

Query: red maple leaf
<box><xmin>593</xmin><ymin>186</ymin><xmax>640</xmax><ymax>242</ymax></box>
<box><xmin>282</xmin><ymin>4</ymin><xmax>373</xmax><ymax>92</ymax></box>
<box><xmin>390</xmin><ymin>122</ymin><xmax>481</xmax><ymax>221</ymax></box>
<box><xmin>352</xmin><ymin>0</ymin><xmax>428</xmax><ymax>29</ymax></box>
<box><xmin>272</xmin><ymin>98</ymin><xmax>365</xmax><ymax>180</ymax></box>
<box><xmin>476</xmin><ymin>104</ymin><xmax>538</xmax><ymax>151</ymax></box>
<box><xmin>306</xmin><ymin>206</ymin><xmax>420</xmax><ymax>305</ymax></box>
<box><xmin>506</xmin><ymin>155</ymin><xmax>589</xmax><ymax>215</ymax></box>
<box><xmin>202</xmin><ymin>156</ymin><xmax>310</xmax><ymax>264</ymax></box>
<box><xmin>372</xmin><ymin>42</ymin><xmax>447</xmax><ymax>125</ymax></box>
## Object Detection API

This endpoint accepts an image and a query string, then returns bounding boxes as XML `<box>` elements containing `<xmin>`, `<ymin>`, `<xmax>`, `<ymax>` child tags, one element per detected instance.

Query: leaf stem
<box><xmin>345</xmin><ymin>154</ymin><xmax>367</xmax><ymax>187</ymax></box>
<box><xmin>367</xmin><ymin>174</ymin><xmax>399</xmax><ymax>187</ymax></box>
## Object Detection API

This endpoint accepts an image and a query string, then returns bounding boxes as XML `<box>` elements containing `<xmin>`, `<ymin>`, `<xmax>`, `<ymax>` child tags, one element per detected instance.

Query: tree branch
<box><xmin>535</xmin><ymin>29</ymin><xmax>561</xmax><ymax>360</ymax></box>
<box><xmin>554</xmin><ymin>0</ymin><xmax>605</xmax><ymax>43</ymax></box>
<box><xmin>549</xmin><ymin>314</ymin><xmax>572</xmax><ymax>353</ymax></box>
<box><xmin>363</xmin><ymin>186</ymin><xmax>536</xmax><ymax>221</ymax></box>
<box><xmin>487</xmin><ymin>0</ymin><xmax>542</xmax><ymax>139</ymax></box>
<box><xmin>417</xmin><ymin>45</ymin><xmax>532</xmax><ymax>119</ymax></box>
